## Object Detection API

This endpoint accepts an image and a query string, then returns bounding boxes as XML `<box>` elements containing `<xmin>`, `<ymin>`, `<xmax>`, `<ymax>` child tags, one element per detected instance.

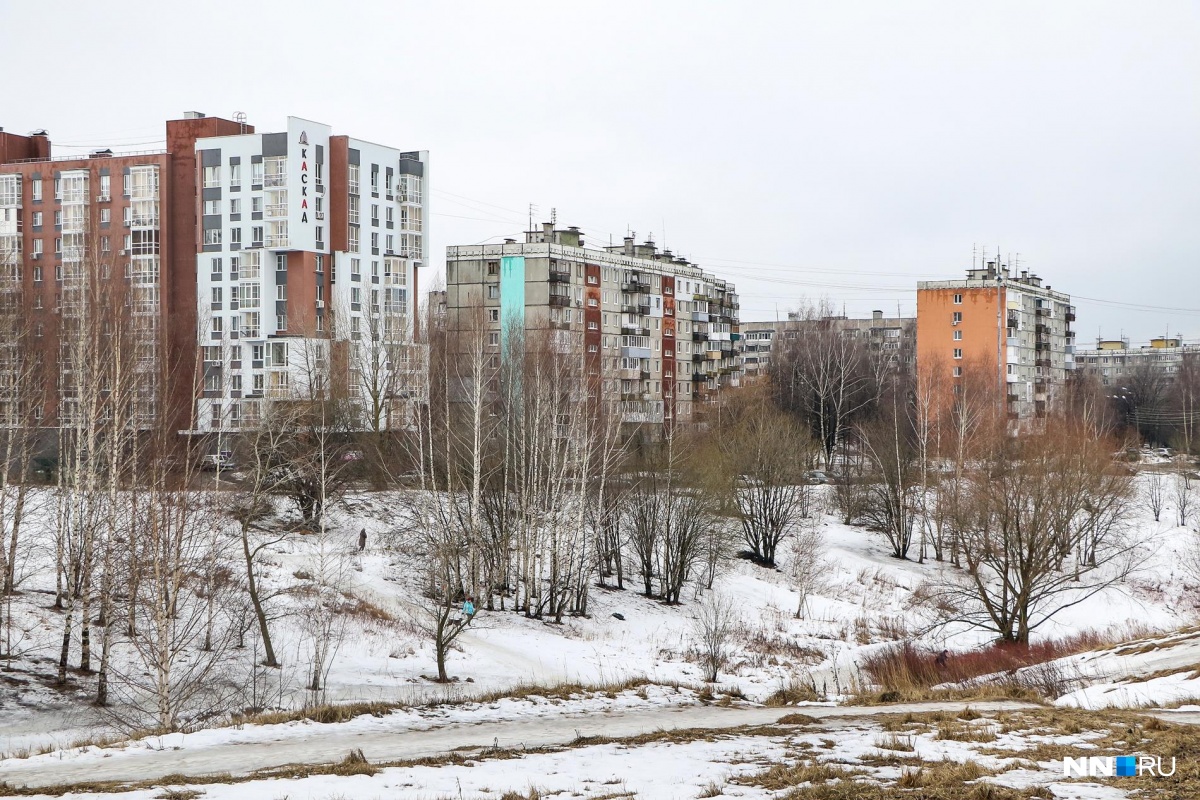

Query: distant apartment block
<box><xmin>917</xmin><ymin>261</ymin><xmax>1075</xmax><ymax>420</ymax></box>
<box><xmin>1074</xmin><ymin>336</ymin><xmax>1199</xmax><ymax>386</ymax></box>
<box><xmin>740</xmin><ymin>310</ymin><xmax>915</xmax><ymax>379</ymax></box>
<box><xmin>444</xmin><ymin>225</ymin><xmax>741</xmax><ymax>432</ymax></box>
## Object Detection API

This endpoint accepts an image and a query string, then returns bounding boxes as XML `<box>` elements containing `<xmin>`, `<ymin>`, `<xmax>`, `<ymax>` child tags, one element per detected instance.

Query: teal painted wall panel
<box><xmin>499</xmin><ymin>255</ymin><xmax>526</xmax><ymax>361</ymax></box>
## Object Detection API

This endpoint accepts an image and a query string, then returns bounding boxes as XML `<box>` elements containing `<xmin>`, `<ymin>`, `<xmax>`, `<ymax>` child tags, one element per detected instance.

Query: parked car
<box><xmin>200</xmin><ymin>453</ymin><xmax>236</xmax><ymax>471</ymax></box>
<box><xmin>803</xmin><ymin>469</ymin><xmax>829</xmax><ymax>485</ymax></box>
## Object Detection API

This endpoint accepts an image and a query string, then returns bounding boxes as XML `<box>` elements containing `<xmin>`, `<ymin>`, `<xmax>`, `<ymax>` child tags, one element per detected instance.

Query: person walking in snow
<box><xmin>358</xmin><ymin>528</ymin><xmax>367</xmax><ymax>551</ymax></box>
<box><xmin>461</xmin><ymin>596</ymin><xmax>476</xmax><ymax>625</ymax></box>
<box><xmin>935</xmin><ymin>649</ymin><xmax>949</xmax><ymax>670</ymax></box>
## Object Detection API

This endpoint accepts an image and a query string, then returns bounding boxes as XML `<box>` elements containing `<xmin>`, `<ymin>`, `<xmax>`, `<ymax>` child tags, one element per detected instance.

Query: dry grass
<box><xmin>859</xmin><ymin>632</ymin><xmax>1123</xmax><ymax>700</ymax></box>
<box><xmin>730</xmin><ymin>760</ymin><xmax>864</xmax><ymax>790</ymax></box>
<box><xmin>874</xmin><ymin>732</ymin><xmax>916</xmax><ymax>752</ymax></box>
<box><xmin>764</xmin><ymin>677</ymin><xmax>824</xmax><ymax>706</ymax></box>
<box><xmin>935</xmin><ymin>719</ymin><xmax>998</xmax><ymax>743</ymax></box>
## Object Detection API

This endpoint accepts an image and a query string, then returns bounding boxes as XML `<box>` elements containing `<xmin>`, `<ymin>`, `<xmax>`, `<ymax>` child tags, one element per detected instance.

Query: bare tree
<box><xmin>769</xmin><ymin>299</ymin><xmax>885</xmax><ymax>467</ymax></box>
<box><xmin>920</xmin><ymin>418</ymin><xmax>1140</xmax><ymax>644</ymax></box>
<box><xmin>857</xmin><ymin>375</ymin><xmax>920</xmax><ymax>560</ymax></box>
<box><xmin>1144</xmin><ymin>472</ymin><xmax>1166</xmax><ymax>523</ymax></box>
<box><xmin>715</xmin><ymin>388</ymin><xmax>814</xmax><ymax>567</ymax></box>
<box><xmin>1174</xmin><ymin>473</ymin><xmax>1194</xmax><ymax>528</ymax></box>
<box><xmin>790</xmin><ymin>522</ymin><xmax>828</xmax><ymax>619</ymax></box>
<box><xmin>692</xmin><ymin>592</ymin><xmax>740</xmax><ymax>682</ymax></box>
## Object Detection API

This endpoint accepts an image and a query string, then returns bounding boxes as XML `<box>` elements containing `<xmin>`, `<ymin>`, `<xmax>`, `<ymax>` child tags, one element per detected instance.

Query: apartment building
<box><xmin>193</xmin><ymin>116</ymin><xmax>428</xmax><ymax>433</ymax></box>
<box><xmin>740</xmin><ymin>311</ymin><xmax>916</xmax><ymax>379</ymax></box>
<box><xmin>917</xmin><ymin>261</ymin><xmax>1075</xmax><ymax>420</ymax></box>
<box><xmin>0</xmin><ymin>113</ymin><xmax>428</xmax><ymax>435</ymax></box>
<box><xmin>0</xmin><ymin>115</ymin><xmax>246</xmax><ymax>428</ymax></box>
<box><xmin>1074</xmin><ymin>336</ymin><xmax>1200</xmax><ymax>386</ymax></box>
<box><xmin>444</xmin><ymin>225</ymin><xmax>741</xmax><ymax>432</ymax></box>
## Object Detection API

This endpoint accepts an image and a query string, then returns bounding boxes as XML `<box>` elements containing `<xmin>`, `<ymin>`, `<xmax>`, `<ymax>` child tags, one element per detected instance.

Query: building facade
<box><xmin>917</xmin><ymin>262</ymin><xmax>1075</xmax><ymax>420</ymax></box>
<box><xmin>192</xmin><ymin>116</ymin><xmax>428</xmax><ymax>433</ymax></box>
<box><xmin>0</xmin><ymin>113</ymin><xmax>427</xmax><ymax>435</ymax></box>
<box><xmin>740</xmin><ymin>311</ymin><xmax>916</xmax><ymax>380</ymax></box>
<box><xmin>1074</xmin><ymin>337</ymin><xmax>1200</xmax><ymax>386</ymax></box>
<box><xmin>444</xmin><ymin>225</ymin><xmax>741</xmax><ymax>433</ymax></box>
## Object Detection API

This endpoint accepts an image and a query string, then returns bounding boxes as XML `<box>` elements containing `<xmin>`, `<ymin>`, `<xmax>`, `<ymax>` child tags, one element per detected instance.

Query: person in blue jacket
<box><xmin>461</xmin><ymin>596</ymin><xmax>476</xmax><ymax>625</ymax></box>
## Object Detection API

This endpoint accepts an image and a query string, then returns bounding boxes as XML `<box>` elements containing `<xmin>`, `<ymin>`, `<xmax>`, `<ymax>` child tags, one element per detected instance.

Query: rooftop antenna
<box><xmin>972</xmin><ymin>243</ymin><xmax>977</xmax><ymax>269</ymax></box>
<box><xmin>550</xmin><ymin>207</ymin><xmax>557</xmax><ymax>226</ymax></box>
<box><xmin>528</xmin><ymin>203</ymin><xmax>538</xmax><ymax>233</ymax></box>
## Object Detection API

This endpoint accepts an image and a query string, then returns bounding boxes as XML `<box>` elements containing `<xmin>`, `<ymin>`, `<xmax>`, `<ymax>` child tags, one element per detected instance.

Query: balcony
<box><xmin>549</xmin><ymin>270</ymin><xmax>571</xmax><ymax>283</ymax></box>
<box><xmin>692</xmin><ymin>331</ymin><xmax>708</xmax><ymax>342</ymax></box>
<box><xmin>265</xmin><ymin>203</ymin><xmax>288</xmax><ymax>218</ymax></box>
<box><xmin>637</xmin><ymin>304</ymin><xmax>650</xmax><ymax>316</ymax></box>
<box><xmin>1035</xmin><ymin>358</ymin><xmax>1051</xmax><ymax>368</ymax></box>
<box><xmin>263</xmin><ymin>173</ymin><xmax>286</xmax><ymax>188</ymax></box>
<box><xmin>622</xmin><ymin>279</ymin><xmax>651</xmax><ymax>294</ymax></box>
<box><xmin>266</xmin><ymin>235</ymin><xmax>290</xmax><ymax>248</ymax></box>
<box><xmin>549</xmin><ymin>295</ymin><xmax>570</xmax><ymax>307</ymax></box>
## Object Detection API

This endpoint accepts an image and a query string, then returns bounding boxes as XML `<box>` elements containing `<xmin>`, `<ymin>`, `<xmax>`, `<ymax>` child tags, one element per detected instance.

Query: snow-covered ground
<box><xmin>1</xmin><ymin>474</ymin><xmax>1198</xmax><ymax>758</ymax></box>
<box><xmin>0</xmin><ymin>702</ymin><xmax>1164</xmax><ymax>799</ymax></box>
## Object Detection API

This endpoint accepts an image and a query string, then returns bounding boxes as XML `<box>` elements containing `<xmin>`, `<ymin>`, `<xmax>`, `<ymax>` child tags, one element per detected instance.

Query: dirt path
<box><xmin>0</xmin><ymin>700</ymin><xmax>1038</xmax><ymax>791</ymax></box>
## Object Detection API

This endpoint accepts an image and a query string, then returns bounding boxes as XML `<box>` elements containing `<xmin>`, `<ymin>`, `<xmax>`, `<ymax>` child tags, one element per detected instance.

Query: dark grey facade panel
<box><xmin>397</xmin><ymin>158</ymin><xmax>423</xmax><ymax>177</ymax></box>
<box><xmin>316</xmin><ymin>144</ymin><xmax>324</xmax><ymax>163</ymax></box>
<box><xmin>202</xmin><ymin>187</ymin><xmax>221</xmax><ymax>201</ymax></box>
<box><xmin>348</xmin><ymin>148</ymin><xmax>360</xmax><ymax>166</ymax></box>
<box><xmin>251</xmin><ymin>154</ymin><xmax>263</xmax><ymax>164</ymax></box>
<box><xmin>202</xmin><ymin>215</ymin><xmax>222</xmax><ymax>230</ymax></box>
<box><xmin>261</xmin><ymin>133</ymin><xmax>288</xmax><ymax>157</ymax></box>
<box><xmin>201</xmin><ymin>149</ymin><xmax>222</xmax><ymax>167</ymax></box>
<box><xmin>229</xmin><ymin>156</ymin><xmax>241</xmax><ymax>165</ymax></box>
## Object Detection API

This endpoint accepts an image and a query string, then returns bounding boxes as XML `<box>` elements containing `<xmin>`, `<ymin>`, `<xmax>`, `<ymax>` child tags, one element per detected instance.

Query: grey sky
<box><xmin>4</xmin><ymin>0</ymin><xmax>1197</xmax><ymax>342</ymax></box>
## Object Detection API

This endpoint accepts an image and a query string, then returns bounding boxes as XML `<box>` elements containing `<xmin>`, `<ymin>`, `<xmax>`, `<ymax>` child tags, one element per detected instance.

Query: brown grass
<box><xmin>860</xmin><ymin>631</ymin><xmax>1120</xmax><ymax>698</ymax></box>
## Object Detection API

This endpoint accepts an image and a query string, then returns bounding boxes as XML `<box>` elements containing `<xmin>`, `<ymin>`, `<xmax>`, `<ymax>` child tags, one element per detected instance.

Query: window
<box><xmin>251</xmin><ymin>226</ymin><xmax>264</xmax><ymax>246</ymax></box>
<box><xmin>263</xmin><ymin>156</ymin><xmax>286</xmax><ymax>187</ymax></box>
<box><xmin>488</xmin><ymin>309</ymin><xmax>499</xmax><ymax>322</ymax></box>
<box><xmin>100</xmin><ymin>236</ymin><xmax>110</xmax><ymax>252</ymax></box>
<box><xmin>251</xmin><ymin>196</ymin><xmax>263</xmax><ymax>214</ymax></box>
<box><xmin>315</xmin><ymin>226</ymin><xmax>323</xmax><ymax>243</ymax></box>
<box><xmin>212</xmin><ymin>316</ymin><xmax>224</xmax><ymax>334</ymax></box>
<box><xmin>952</xmin><ymin>311</ymin><xmax>962</xmax><ymax>324</ymax></box>
<box><xmin>386</xmin><ymin>206</ymin><xmax>393</xmax><ymax>225</ymax></box>
<box><xmin>953</xmin><ymin>330</ymin><xmax>962</xmax><ymax>340</ymax></box>
<box><xmin>348</xmin><ymin>226</ymin><xmax>360</xmax><ymax>251</ymax></box>
<box><xmin>370</xmin><ymin>165</ymin><xmax>379</xmax><ymax>193</ymax></box>
<box><xmin>230</xmin><ymin>227</ymin><xmax>242</xmax><ymax>246</ymax></box>
<box><xmin>953</xmin><ymin>293</ymin><xmax>963</xmax><ymax>304</ymax></box>
<box><xmin>488</xmin><ymin>332</ymin><xmax>499</xmax><ymax>346</ymax></box>
<box><xmin>32</xmin><ymin>211</ymin><xmax>42</xmax><ymax>227</ymax></box>
<box><xmin>953</xmin><ymin>366</ymin><xmax>963</xmax><ymax>377</ymax></box>
<box><xmin>203</xmin><ymin>346</ymin><xmax>222</xmax><ymax>362</ymax></box>
<box><xmin>351</xmin><ymin>258</ymin><xmax>361</xmax><ymax>278</ymax></box>
<box><xmin>231</xmin><ymin>375</ymin><xmax>242</xmax><ymax>392</ymax></box>
<box><xmin>31</xmin><ymin>180</ymin><xmax>42</xmax><ymax>202</ymax></box>
<box><xmin>230</xmin><ymin>198</ymin><xmax>241</xmax><ymax>215</ymax></box>
<box><xmin>99</xmin><ymin>208</ymin><xmax>110</xmax><ymax>224</ymax></box>
<box><xmin>230</xmin><ymin>163</ymin><xmax>242</xmax><ymax>188</ymax></box>
<box><xmin>32</xmin><ymin>239</ymin><xmax>42</xmax><ymax>257</ymax></box>
<box><xmin>348</xmin><ymin>164</ymin><xmax>360</xmax><ymax>194</ymax></box>
<box><xmin>486</xmin><ymin>261</ymin><xmax>499</xmax><ymax>276</ymax></box>
<box><xmin>487</xmin><ymin>285</ymin><xmax>499</xmax><ymax>299</ymax></box>
<box><xmin>210</xmin><ymin>257</ymin><xmax>223</xmax><ymax>279</ymax></box>
<box><xmin>370</xmin><ymin>232</ymin><xmax>379</xmax><ymax>252</ymax></box>
<box><xmin>204</xmin><ymin>199</ymin><xmax>221</xmax><ymax>215</ymax></box>
<box><xmin>203</xmin><ymin>166</ymin><xmax>221</xmax><ymax>188</ymax></box>
<box><xmin>204</xmin><ymin>228</ymin><xmax>222</xmax><ymax>245</ymax></box>
<box><xmin>251</xmin><ymin>161</ymin><xmax>264</xmax><ymax>186</ymax></box>
<box><xmin>953</xmin><ymin>348</ymin><xmax>963</xmax><ymax>359</ymax></box>
<box><xmin>351</xmin><ymin>287</ymin><xmax>362</xmax><ymax>305</ymax></box>
<box><xmin>371</xmin><ymin>204</ymin><xmax>379</xmax><ymax>226</ymax></box>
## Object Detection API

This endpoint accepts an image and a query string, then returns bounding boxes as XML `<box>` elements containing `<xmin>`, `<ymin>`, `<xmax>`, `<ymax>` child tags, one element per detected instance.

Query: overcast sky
<box><xmin>4</xmin><ymin>1</ymin><xmax>1197</xmax><ymax>343</ymax></box>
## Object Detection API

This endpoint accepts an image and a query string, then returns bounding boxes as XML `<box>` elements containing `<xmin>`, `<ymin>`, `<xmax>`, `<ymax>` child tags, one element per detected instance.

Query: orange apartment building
<box><xmin>917</xmin><ymin>260</ymin><xmax>1075</xmax><ymax>421</ymax></box>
